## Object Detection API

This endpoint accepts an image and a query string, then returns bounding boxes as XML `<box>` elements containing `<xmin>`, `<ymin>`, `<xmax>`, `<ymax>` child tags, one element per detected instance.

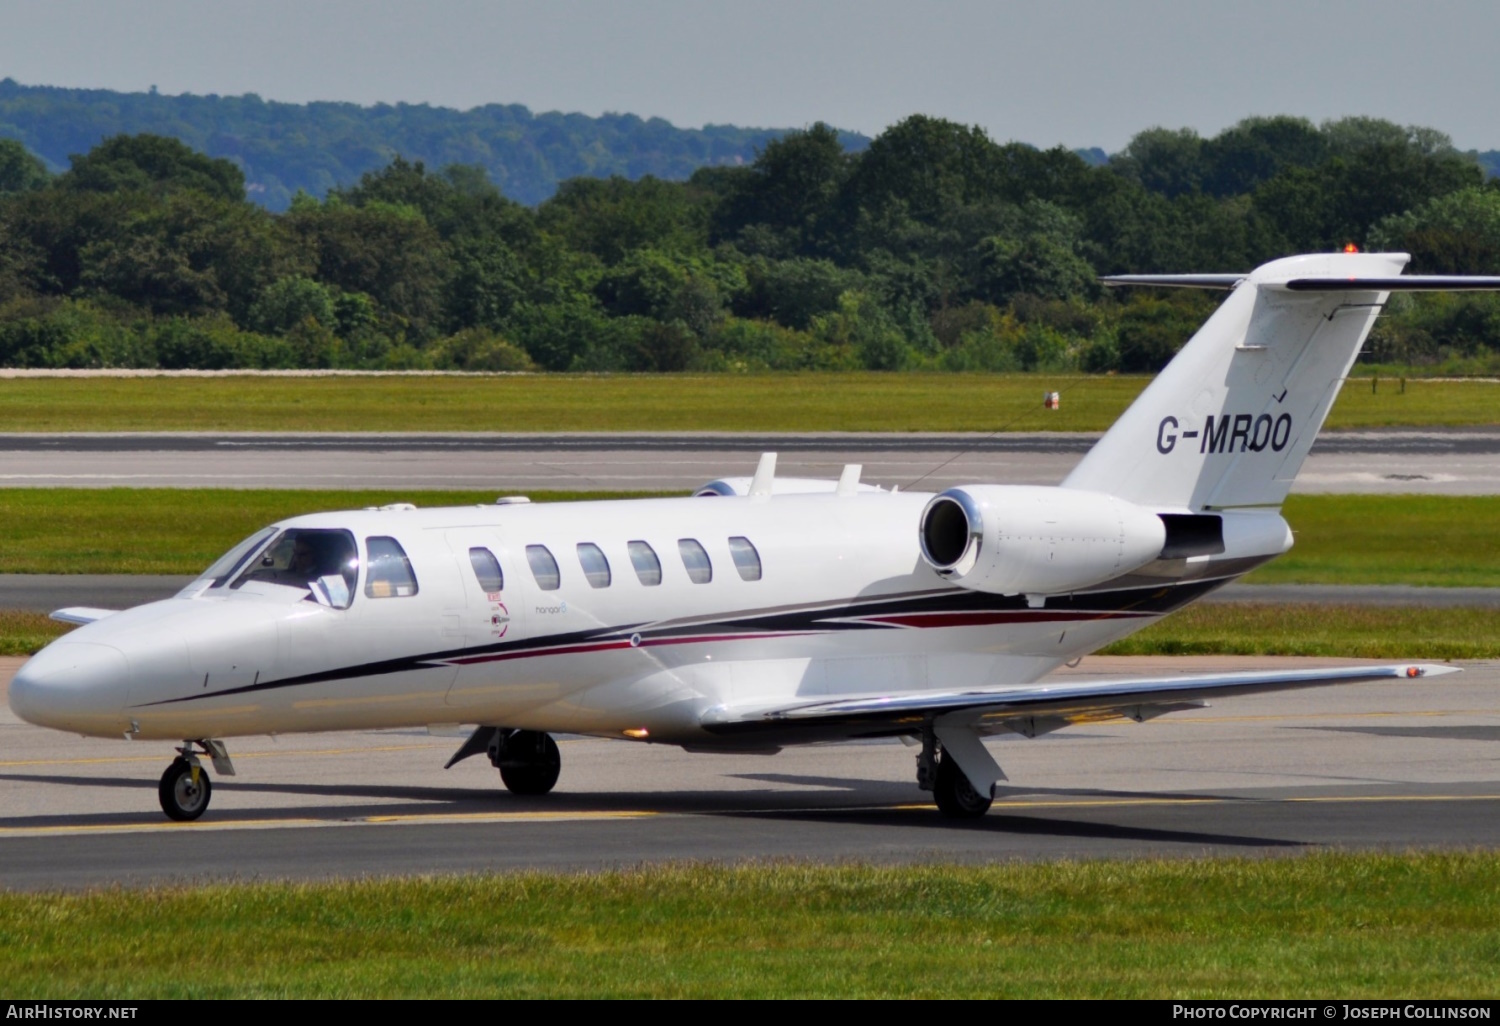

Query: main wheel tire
<box><xmin>496</xmin><ymin>730</ymin><xmax>561</xmax><ymax>796</ymax></box>
<box><xmin>933</xmin><ymin>751</ymin><xmax>992</xmax><ymax>819</ymax></box>
<box><xmin>158</xmin><ymin>757</ymin><xmax>212</xmax><ymax>821</ymax></box>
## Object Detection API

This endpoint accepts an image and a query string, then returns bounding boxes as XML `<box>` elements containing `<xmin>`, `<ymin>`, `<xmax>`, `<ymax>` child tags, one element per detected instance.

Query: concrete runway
<box><xmin>3</xmin><ymin>429</ymin><xmax>1500</xmax><ymax>493</ymax></box>
<box><xmin>4</xmin><ymin>656</ymin><xmax>1499</xmax><ymax>890</ymax></box>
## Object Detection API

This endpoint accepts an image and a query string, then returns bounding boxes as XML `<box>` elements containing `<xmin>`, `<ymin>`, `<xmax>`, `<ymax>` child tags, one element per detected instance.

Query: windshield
<box><xmin>198</xmin><ymin>527</ymin><xmax>279</xmax><ymax>589</ymax></box>
<box><xmin>231</xmin><ymin>528</ymin><xmax>360</xmax><ymax>609</ymax></box>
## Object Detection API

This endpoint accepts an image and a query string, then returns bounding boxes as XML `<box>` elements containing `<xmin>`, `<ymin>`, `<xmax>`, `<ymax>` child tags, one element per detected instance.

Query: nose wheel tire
<box><xmin>933</xmin><ymin>751</ymin><xmax>992</xmax><ymax>819</ymax></box>
<box><xmin>495</xmin><ymin>730</ymin><xmax>561</xmax><ymax>796</ymax></box>
<box><xmin>159</xmin><ymin>757</ymin><xmax>212</xmax><ymax>821</ymax></box>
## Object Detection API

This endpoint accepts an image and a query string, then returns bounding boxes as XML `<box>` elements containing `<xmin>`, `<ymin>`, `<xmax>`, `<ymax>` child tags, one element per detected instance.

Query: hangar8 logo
<box><xmin>1157</xmin><ymin>413</ymin><xmax>1292</xmax><ymax>455</ymax></box>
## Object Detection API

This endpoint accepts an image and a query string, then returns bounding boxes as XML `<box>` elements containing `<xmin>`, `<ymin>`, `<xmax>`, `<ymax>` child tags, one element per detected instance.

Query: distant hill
<box><xmin>0</xmin><ymin>79</ymin><xmax>870</xmax><ymax>208</ymax></box>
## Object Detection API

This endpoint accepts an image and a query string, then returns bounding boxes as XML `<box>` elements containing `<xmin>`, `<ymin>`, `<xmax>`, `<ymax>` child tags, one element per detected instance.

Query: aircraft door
<box><xmin>343</xmin><ymin>531</ymin><xmax>460</xmax><ymax>714</ymax></box>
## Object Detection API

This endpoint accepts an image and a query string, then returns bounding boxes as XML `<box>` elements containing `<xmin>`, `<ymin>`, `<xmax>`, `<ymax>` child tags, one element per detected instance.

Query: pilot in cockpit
<box><xmin>238</xmin><ymin>529</ymin><xmax>358</xmax><ymax>608</ymax></box>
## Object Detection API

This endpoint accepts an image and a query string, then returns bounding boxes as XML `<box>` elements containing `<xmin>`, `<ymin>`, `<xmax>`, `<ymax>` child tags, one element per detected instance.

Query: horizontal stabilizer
<box><xmin>1103</xmin><ymin>272</ymin><xmax>1500</xmax><ymax>293</ymax></box>
<box><xmin>1101</xmin><ymin>274</ymin><xmax>1246</xmax><ymax>290</ymax></box>
<box><xmin>1283</xmin><ymin>276</ymin><xmax>1500</xmax><ymax>292</ymax></box>
<box><xmin>703</xmin><ymin>663</ymin><xmax>1457</xmax><ymax>738</ymax></box>
<box><xmin>49</xmin><ymin>607</ymin><xmax>118</xmax><ymax>626</ymax></box>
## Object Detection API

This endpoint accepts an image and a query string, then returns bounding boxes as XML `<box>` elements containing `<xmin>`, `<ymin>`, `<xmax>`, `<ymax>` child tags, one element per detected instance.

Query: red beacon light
<box><xmin>1343</xmin><ymin>243</ymin><xmax>1359</xmax><ymax>254</ymax></box>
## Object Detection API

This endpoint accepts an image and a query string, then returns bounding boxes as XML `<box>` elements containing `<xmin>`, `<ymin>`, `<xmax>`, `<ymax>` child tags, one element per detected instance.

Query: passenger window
<box><xmin>364</xmin><ymin>536</ymin><xmax>419</xmax><ymax>598</ymax></box>
<box><xmin>628</xmin><ymin>541</ymin><xmax>662</xmax><ymax>586</ymax></box>
<box><xmin>678</xmin><ymin>539</ymin><xmax>712</xmax><ymax>584</ymax></box>
<box><xmin>468</xmin><ymin>547</ymin><xmax>504</xmax><ymax>594</ymax></box>
<box><xmin>577</xmin><ymin>543</ymin><xmax>611</xmax><ymax>589</ymax></box>
<box><xmin>729</xmin><ymin>537</ymin><xmax>762</xmax><ymax>581</ymax></box>
<box><xmin>527</xmin><ymin>545</ymin><xmax>561</xmax><ymax>591</ymax></box>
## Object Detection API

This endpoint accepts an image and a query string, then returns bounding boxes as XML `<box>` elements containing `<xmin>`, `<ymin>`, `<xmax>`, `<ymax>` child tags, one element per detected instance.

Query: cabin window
<box><xmin>526</xmin><ymin>544</ymin><xmax>561</xmax><ymax>591</ymax></box>
<box><xmin>233</xmin><ymin>528</ymin><xmax>359</xmax><ymax>609</ymax></box>
<box><xmin>628</xmin><ymin>541</ymin><xmax>662</xmax><ymax>586</ymax></box>
<box><xmin>577</xmin><ymin>543</ymin><xmax>611</xmax><ymax>588</ymax></box>
<box><xmin>468</xmin><ymin>547</ymin><xmax>504</xmax><ymax>593</ymax></box>
<box><xmin>728</xmin><ymin>537</ymin><xmax>762</xmax><ymax>581</ymax></box>
<box><xmin>678</xmin><ymin>539</ymin><xmax>713</xmax><ymax>584</ymax></box>
<box><xmin>365</xmin><ymin>536</ymin><xmax>419</xmax><ymax>598</ymax></box>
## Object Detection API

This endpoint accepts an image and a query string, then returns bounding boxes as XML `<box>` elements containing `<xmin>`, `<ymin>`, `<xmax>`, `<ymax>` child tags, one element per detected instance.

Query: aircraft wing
<box><xmin>700</xmin><ymin>663</ymin><xmax>1458</xmax><ymax>741</ymax></box>
<box><xmin>49</xmin><ymin>607</ymin><xmax>119</xmax><ymax>626</ymax></box>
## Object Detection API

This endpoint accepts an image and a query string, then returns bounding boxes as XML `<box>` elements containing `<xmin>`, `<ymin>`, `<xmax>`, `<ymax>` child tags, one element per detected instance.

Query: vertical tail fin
<box><xmin>1062</xmin><ymin>251</ymin><xmax>1491</xmax><ymax>511</ymax></box>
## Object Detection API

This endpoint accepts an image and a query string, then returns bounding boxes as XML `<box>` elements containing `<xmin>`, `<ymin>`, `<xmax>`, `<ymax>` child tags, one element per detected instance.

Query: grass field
<box><xmin>1100</xmin><ymin>603</ymin><xmax>1500</xmax><ymax>659</ymax></box>
<box><xmin>0</xmin><ymin>372</ymin><xmax>1494</xmax><ymax>432</ymax></box>
<box><xmin>1</xmin><ymin>855</ymin><xmax>1496</xmax><ymax>998</ymax></box>
<box><xmin>1249</xmin><ymin>494</ymin><xmax>1500</xmax><ymax>588</ymax></box>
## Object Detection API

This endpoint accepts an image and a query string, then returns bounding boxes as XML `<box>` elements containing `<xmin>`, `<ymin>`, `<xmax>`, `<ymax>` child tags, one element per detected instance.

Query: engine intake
<box><xmin>919</xmin><ymin>485</ymin><xmax>1168</xmax><ymax>596</ymax></box>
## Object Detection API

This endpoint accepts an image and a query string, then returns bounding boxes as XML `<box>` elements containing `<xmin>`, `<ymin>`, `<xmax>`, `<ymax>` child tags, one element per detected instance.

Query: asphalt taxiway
<box><xmin>3</xmin><ymin>656</ymin><xmax>1498</xmax><ymax>890</ymax></box>
<box><xmin>3</xmin><ymin>429</ymin><xmax>1499</xmax><ymax>493</ymax></box>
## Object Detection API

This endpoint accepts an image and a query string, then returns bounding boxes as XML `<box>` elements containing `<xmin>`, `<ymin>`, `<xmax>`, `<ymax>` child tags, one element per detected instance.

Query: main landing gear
<box><xmin>445</xmin><ymin>727</ymin><xmax>561</xmax><ymax>796</ymax></box>
<box><xmin>915</xmin><ymin>730</ymin><xmax>995</xmax><ymax>819</ymax></box>
<box><xmin>158</xmin><ymin>740</ymin><xmax>235</xmax><ymax>821</ymax></box>
<box><xmin>491</xmin><ymin>729</ymin><xmax>561</xmax><ymax>795</ymax></box>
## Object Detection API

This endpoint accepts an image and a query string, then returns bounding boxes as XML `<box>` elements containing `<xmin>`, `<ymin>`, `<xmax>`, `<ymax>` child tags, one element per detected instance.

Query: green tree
<box><xmin>61</xmin><ymin>134</ymin><xmax>246</xmax><ymax>202</ymax></box>
<box><xmin>712</xmin><ymin>122</ymin><xmax>849</xmax><ymax>255</ymax></box>
<box><xmin>288</xmin><ymin>200</ymin><xmax>450</xmax><ymax>337</ymax></box>
<box><xmin>1109</xmin><ymin>127</ymin><xmax>1205</xmax><ymax>199</ymax></box>
<box><xmin>538</xmin><ymin>175</ymin><xmax>702</xmax><ymax>264</ymax></box>
<box><xmin>1369</xmin><ymin>185</ymin><xmax>1500</xmax><ymax>274</ymax></box>
<box><xmin>248</xmin><ymin>276</ymin><xmax>337</xmax><ymax>335</ymax></box>
<box><xmin>0</xmin><ymin>139</ymin><xmax>49</xmax><ymax>194</ymax></box>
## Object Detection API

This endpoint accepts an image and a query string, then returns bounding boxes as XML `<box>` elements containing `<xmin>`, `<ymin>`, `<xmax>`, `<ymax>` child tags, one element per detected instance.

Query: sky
<box><xmin>2</xmin><ymin>0</ymin><xmax>1499</xmax><ymax>152</ymax></box>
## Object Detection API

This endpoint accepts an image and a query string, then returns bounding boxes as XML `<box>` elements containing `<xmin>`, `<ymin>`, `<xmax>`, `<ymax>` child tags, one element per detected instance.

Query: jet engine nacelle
<box><xmin>918</xmin><ymin>485</ymin><xmax>1167</xmax><ymax>596</ymax></box>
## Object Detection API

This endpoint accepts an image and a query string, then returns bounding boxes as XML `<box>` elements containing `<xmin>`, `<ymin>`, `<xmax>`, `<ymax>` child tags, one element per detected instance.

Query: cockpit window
<box><xmin>232</xmin><ymin>528</ymin><xmax>359</xmax><ymax>608</ymax></box>
<box><xmin>200</xmin><ymin>527</ymin><xmax>279</xmax><ymax>589</ymax></box>
<box><xmin>365</xmin><ymin>536</ymin><xmax>420</xmax><ymax>598</ymax></box>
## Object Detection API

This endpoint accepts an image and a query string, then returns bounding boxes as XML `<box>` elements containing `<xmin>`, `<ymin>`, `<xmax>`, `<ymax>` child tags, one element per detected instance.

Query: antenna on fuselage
<box><xmin>748</xmin><ymin>452</ymin><xmax>777</xmax><ymax>498</ymax></box>
<box><xmin>836</xmin><ymin>464</ymin><xmax>863</xmax><ymax>497</ymax></box>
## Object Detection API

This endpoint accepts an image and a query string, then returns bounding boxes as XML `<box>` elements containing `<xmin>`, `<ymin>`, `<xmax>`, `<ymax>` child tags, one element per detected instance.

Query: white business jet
<box><xmin>11</xmin><ymin>251</ymin><xmax>1499</xmax><ymax>822</ymax></box>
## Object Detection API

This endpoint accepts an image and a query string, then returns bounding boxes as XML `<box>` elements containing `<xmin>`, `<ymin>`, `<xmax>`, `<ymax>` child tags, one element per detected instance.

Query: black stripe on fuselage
<box><xmin>132</xmin><ymin>574</ymin><xmax>1236</xmax><ymax>709</ymax></box>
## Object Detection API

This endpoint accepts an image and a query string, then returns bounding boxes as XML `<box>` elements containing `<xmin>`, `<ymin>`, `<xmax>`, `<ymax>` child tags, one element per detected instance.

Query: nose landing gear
<box><xmin>157</xmin><ymin>740</ymin><xmax>235</xmax><ymax>821</ymax></box>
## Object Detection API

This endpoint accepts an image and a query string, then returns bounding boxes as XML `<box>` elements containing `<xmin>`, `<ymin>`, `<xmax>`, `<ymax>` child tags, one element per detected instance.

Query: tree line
<box><xmin>2</xmin><ymin>113</ymin><xmax>1499</xmax><ymax>375</ymax></box>
<box><xmin>0</xmin><ymin>78</ymin><xmax>847</xmax><ymax>209</ymax></box>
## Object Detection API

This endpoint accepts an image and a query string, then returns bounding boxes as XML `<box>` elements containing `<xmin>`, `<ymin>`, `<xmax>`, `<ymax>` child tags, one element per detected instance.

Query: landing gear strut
<box><xmin>157</xmin><ymin>740</ymin><xmax>234</xmax><ymax>821</ymax></box>
<box><xmin>489</xmin><ymin>729</ymin><xmax>561</xmax><ymax>796</ymax></box>
<box><xmin>916</xmin><ymin>729</ymin><xmax>994</xmax><ymax>819</ymax></box>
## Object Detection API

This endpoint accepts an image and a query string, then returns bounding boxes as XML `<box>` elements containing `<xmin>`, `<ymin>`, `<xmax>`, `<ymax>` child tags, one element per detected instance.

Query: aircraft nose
<box><xmin>9</xmin><ymin>642</ymin><xmax>130</xmax><ymax>732</ymax></box>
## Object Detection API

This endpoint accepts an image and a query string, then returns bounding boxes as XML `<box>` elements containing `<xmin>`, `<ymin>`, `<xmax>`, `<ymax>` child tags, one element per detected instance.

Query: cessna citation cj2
<box><xmin>11</xmin><ymin>251</ymin><xmax>1499</xmax><ymax>822</ymax></box>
